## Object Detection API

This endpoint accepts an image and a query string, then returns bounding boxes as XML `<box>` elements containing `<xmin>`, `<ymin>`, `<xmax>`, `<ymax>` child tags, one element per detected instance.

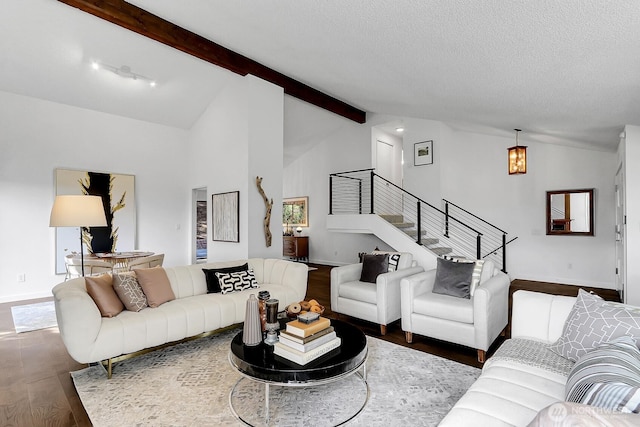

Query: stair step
<box><xmin>393</xmin><ymin>222</ymin><xmax>415</xmax><ymax>229</ymax></box>
<box><xmin>430</xmin><ymin>247</ymin><xmax>453</xmax><ymax>256</ymax></box>
<box><xmin>403</xmin><ymin>229</ymin><xmax>427</xmax><ymax>238</ymax></box>
<box><xmin>420</xmin><ymin>237</ymin><xmax>439</xmax><ymax>246</ymax></box>
<box><xmin>379</xmin><ymin>214</ymin><xmax>404</xmax><ymax>223</ymax></box>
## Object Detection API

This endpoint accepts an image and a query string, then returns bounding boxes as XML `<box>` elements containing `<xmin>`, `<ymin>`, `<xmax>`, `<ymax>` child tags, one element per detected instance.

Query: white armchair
<box><xmin>331</xmin><ymin>252</ymin><xmax>424</xmax><ymax>335</ymax></box>
<box><xmin>400</xmin><ymin>260</ymin><xmax>509</xmax><ymax>362</ymax></box>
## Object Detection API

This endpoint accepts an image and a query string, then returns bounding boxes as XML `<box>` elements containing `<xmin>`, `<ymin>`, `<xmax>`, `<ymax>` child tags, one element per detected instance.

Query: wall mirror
<box><xmin>546</xmin><ymin>189</ymin><xmax>594</xmax><ymax>236</ymax></box>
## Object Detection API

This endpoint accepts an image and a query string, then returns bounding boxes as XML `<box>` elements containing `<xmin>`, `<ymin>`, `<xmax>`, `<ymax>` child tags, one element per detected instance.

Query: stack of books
<box><xmin>274</xmin><ymin>316</ymin><xmax>341</xmax><ymax>365</ymax></box>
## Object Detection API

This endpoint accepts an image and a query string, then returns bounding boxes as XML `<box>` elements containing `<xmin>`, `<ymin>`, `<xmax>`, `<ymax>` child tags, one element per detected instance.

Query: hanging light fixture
<box><xmin>507</xmin><ymin>129</ymin><xmax>527</xmax><ymax>175</ymax></box>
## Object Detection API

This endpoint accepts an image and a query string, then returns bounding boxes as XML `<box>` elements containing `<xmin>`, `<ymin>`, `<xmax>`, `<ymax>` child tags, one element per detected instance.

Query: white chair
<box><xmin>64</xmin><ymin>255</ymin><xmax>112</xmax><ymax>280</ymax></box>
<box><xmin>400</xmin><ymin>259</ymin><xmax>510</xmax><ymax>362</ymax></box>
<box><xmin>330</xmin><ymin>252</ymin><xmax>423</xmax><ymax>335</ymax></box>
<box><xmin>128</xmin><ymin>254</ymin><xmax>165</xmax><ymax>270</ymax></box>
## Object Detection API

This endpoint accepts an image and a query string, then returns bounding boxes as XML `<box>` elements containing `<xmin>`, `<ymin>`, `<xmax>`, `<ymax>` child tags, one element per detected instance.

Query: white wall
<box><xmin>0</xmin><ymin>90</ymin><xmax>189</xmax><ymax>302</ymax></box>
<box><xmin>284</xmin><ymin>105</ymin><xmax>617</xmax><ymax>289</ymax></box>
<box><xmin>283</xmin><ymin>99</ymin><xmax>395</xmax><ymax>265</ymax></box>
<box><xmin>187</xmin><ymin>74</ymin><xmax>284</xmax><ymax>262</ymax></box>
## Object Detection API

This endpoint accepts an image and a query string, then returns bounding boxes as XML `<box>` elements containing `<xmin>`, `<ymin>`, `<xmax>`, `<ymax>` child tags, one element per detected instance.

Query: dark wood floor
<box><xmin>0</xmin><ymin>266</ymin><xmax>621</xmax><ymax>427</ymax></box>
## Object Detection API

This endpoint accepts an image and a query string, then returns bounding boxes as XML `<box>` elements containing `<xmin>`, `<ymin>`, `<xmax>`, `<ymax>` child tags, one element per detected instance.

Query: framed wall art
<box><xmin>414</xmin><ymin>140</ymin><xmax>433</xmax><ymax>166</ymax></box>
<box><xmin>54</xmin><ymin>168</ymin><xmax>136</xmax><ymax>274</ymax></box>
<box><xmin>212</xmin><ymin>191</ymin><xmax>240</xmax><ymax>242</ymax></box>
<box><xmin>283</xmin><ymin>196</ymin><xmax>308</xmax><ymax>228</ymax></box>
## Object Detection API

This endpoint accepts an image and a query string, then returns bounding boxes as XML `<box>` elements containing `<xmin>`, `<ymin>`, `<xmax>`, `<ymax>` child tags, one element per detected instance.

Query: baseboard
<box><xmin>0</xmin><ymin>291</ymin><xmax>53</xmax><ymax>304</ymax></box>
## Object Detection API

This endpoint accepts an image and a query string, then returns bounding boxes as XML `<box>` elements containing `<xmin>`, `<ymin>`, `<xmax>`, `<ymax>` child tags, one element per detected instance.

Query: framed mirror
<box><xmin>546</xmin><ymin>189</ymin><xmax>594</xmax><ymax>236</ymax></box>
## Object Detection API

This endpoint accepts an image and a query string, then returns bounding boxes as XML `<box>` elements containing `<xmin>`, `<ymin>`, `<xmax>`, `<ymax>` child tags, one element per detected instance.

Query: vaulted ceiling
<box><xmin>2</xmin><ymin>0</ymin><xmax>639</xmax><ymax>151</ymax></box>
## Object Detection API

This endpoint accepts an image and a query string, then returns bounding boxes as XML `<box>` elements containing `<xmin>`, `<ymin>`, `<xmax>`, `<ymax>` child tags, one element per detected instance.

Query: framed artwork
<box><xmin>283</xmin><ymin>196</ymin><xmax>308</xmax><ymax>227</ymax></box>
<box><xmin>212</xmin><ymin>191</ymin><xmax>240</xmax><ymax>242</ymax></box>
<box><xmin>54</xmin><ymin>168</ymin><xmax>136</xmax><ymax>274</ymax></box>
<box><xmin>414</xmin><ymin>140</ymin><xmax>433</xmax><ymax>166</ymax></box>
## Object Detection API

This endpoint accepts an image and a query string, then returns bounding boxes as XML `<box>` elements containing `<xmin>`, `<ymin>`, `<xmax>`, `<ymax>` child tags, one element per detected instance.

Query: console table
<box><xmin>283</xmin><ymin>236</ymin><xmax>308</xmax><ymax>262</ymax></box>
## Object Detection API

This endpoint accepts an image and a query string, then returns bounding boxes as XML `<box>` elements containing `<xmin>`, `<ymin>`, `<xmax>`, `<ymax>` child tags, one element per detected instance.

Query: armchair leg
<box><xmin>405</xmin><ymin>331</ymin><xmax>413</xmax><ymax>343</ymax></box>
<box><xmin>477</xmin><ymin>349</ymin><xmax>486</xmax><ymax>363</ymax></box>
<box><xmin>380</xmin><ymin>324</ymin><xmax>387</xmax><ymax>336</ymax></box>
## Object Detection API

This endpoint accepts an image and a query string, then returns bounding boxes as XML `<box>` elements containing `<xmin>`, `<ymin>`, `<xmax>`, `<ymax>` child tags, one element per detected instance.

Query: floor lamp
<box><xmin>50</xmin><ymin>195</ymin><xmax>107</xmax><ymax>277</ymax></box>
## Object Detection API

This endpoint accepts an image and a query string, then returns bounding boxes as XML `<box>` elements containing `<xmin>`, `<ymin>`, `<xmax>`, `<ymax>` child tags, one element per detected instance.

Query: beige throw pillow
<box><xmin>85</xmin><ymin>273</ymin><xmax>124</xmax><ymax>317</ymax></box>
<box><xmin>135</xmin><ymin>267</ymin><xmax>175</xmax><ymax>307</ymax></box>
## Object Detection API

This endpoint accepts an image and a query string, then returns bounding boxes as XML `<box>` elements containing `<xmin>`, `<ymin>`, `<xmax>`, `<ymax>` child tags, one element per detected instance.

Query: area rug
<box><xmin>72</xmin><ymin>329</ymin><xmax>480</xmax><ymax>426</ymax></box>
<box><xmin>11</xmin><ymin>300</ymin><xmax>57</xmax><ymax>333</ymax></box>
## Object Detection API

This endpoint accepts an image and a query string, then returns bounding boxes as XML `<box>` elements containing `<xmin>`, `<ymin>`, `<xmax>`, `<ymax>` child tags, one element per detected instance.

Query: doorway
<box><xmin>192</xmin><ymin>187</ymin><xmax>208</xmax><ymax>264</ymax></box>
<box><xmin>615</xmin><ymin>166</ymin><xmax>625</xmax><ymax>301</ymax></box>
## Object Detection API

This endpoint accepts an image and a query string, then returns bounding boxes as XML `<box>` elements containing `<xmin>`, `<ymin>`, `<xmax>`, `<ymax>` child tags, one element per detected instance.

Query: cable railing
<box><xmin>329</xmin><ymin>169</ymin><xmax>514</xmax><ymax>272</ymax></box>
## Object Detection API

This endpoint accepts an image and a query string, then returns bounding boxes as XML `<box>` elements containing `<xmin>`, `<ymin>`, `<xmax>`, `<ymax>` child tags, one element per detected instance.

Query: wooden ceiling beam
<box><xmin>56</xmin><ymin>0</ymin><xmax>367</xmax><ymax>124</ymax></box>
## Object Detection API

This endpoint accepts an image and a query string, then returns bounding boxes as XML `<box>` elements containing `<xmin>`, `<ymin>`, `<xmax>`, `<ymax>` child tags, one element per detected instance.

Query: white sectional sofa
<box><xmin>52</xmin><ymin>258</ymin><xmax>307</xmax><ymax>376</ymax></box>
<box><xmin>440</xmin><ymin>290</ymin><xmax>639</xmax><ymax>426</ymax></box>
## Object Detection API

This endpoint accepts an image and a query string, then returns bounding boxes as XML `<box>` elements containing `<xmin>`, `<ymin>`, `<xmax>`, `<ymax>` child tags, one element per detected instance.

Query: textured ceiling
<box><xmin>3</xmin><ymin>0</ymin><xmax>640</xmax><ymax>150</ymax></box>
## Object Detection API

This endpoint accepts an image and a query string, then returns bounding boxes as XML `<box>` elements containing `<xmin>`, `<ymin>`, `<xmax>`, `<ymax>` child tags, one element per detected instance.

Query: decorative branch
<box><xmin>255</xmin><ymin>176</ymin><xmax>273</xmax><ymax>247</ymax></box>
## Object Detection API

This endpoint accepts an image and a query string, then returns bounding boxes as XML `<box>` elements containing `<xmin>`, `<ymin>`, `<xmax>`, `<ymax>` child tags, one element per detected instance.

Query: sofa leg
<box><xmin>477</xmin><ymin>349</ymin><xmax>486</xmax><ymax>363</ymax></box>
<box><xmin>380</xmin><ymin>324</ymin><xmax>387</xmax><ymax>336</ymax></box>
<box><xmin>405</xmin><ymin>331</ymin><xmax>413</xmax><ymax>343</ymax></box>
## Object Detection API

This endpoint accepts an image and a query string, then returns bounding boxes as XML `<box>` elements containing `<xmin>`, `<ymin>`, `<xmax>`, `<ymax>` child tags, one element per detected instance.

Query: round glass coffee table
<box><xmin>228</xmin><ymin>319</ymin><xmax>368</xmax><ymax>426</ymax></box>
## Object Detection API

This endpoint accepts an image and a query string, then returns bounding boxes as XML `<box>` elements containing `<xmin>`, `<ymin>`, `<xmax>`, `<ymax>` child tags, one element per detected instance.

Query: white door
<box><xmin>375</xmin><ymin>139</ymin><xmax>403</xmax><ymax>215</ymax></box>
<box><xmin>615</xmin><ymin>167</ymin><xmax>625</xmax><ymax>301</ymax></box>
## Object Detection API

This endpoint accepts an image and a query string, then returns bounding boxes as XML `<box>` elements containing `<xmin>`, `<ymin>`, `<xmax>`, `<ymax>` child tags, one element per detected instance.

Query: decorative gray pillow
<box><xmin>432</xmin><ymin>257</ymin><xmax>475</xmax><ymax>299</ymax></box>
<box><xmin>359</xmin><ymin>254</ymin><xmax>389</xmax><ymax>283</ymax></box>
<box><xmin>216</xmin><ymin>269</ymin><xmax>259</xmax><ymax>294</ymax></box>
<box><xmin>113</xmin><ymin>272</ymin><xmax>148</xmax><ymax>312</ymax></box>
<box><xmin>566</xmin><ymin>336</ymin><xmax>640</xmax><ymax>413</ymax></box>
<box><xmin>549</xmin><ymin>289</ymin><xmax>640</xmax><ymax>362</ymax></box>
<box><xmin>442</xmin><ymin>255</ymin><xmax>485</xmax><ymax>296</ymax></box>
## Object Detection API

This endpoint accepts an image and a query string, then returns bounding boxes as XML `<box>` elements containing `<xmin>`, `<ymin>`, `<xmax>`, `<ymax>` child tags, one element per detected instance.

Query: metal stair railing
<box><xmin>329</xmin><ymin>169</ymin><xmax>517</xmax><ymax>271</ymax></box>
<box><xmin>442</xmin><ymin>199</ymin><xmax>517</xmax><ymax>272</ymax></box>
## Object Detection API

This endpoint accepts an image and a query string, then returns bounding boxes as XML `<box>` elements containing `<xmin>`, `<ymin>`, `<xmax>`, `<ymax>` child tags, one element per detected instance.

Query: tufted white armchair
<box><xmin>400</xmin><ymin>260</ymin><xmax>510</xmax><ymax>362</ymax></box>
<box><xmin>331</xmin><ymin>252</ymin><xmax>424</xmax><ymax>335</ymax></box>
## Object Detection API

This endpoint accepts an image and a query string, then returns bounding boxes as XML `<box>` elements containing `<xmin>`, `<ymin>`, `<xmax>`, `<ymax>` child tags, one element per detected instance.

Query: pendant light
<box><xmin>508</xmin><ymin>129</ymin><xmax>527</xmax><ymax>175</ymax></box>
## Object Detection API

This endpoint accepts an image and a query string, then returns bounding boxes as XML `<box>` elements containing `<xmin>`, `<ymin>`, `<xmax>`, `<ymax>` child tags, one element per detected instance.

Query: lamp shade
<box><xmin>49</xmin><ymin>195</ymin><xmax>107</xmax><ymax>227</ymax></box>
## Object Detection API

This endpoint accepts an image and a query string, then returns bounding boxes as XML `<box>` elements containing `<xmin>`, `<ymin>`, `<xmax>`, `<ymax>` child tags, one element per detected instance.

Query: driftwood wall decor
<box><xmin>255</xmin><ymin>176</ymin><xmax>273</xmax><ymax>247</ymax></box>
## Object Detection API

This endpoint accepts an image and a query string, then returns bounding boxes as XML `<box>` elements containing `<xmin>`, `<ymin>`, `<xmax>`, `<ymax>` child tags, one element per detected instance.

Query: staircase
<box><xmin>328</xmin><ymin>169</ymin><xmax>516</xmax><ymax>272</ymax></box>
<box><xmin>379</xmin><ymin>214</ymin><xmax>451</xmax><ymax>256</ymax></box>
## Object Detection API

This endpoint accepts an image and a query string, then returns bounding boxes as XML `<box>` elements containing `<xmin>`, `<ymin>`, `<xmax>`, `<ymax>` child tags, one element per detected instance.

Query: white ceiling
<box><xmin>3</xmin><ymin>0</ymin><xmax>640</xmax><ymax>151</ymax></box>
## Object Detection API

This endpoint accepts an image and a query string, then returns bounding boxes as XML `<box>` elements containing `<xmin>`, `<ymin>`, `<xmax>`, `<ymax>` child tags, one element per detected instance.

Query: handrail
<box><xmin>442</xmin><ymin>198</ymin><xmax>508</xmax><ymax>234</ymax></box>
<box><xmin>330</xmin><ymin>168</ymin><xmax>375</xmax><ymax>176</ymax></box>
<box><xmin>482</xmin><ymin>236</ymin><xmax>518</xmax><ymax>259</ymax></box>
<box><xmin>374</xmin><ymin>172</ymin><xmax>483</xmax><ymax>236</ymax></box>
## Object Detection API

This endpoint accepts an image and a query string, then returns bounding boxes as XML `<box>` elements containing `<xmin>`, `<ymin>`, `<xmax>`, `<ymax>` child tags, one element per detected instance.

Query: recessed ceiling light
<box><xmin>91</xmin><ymin>61</ymin><xmax>100</xmax><ymax>70</ymax></box>
<box><xmin>396</xmin><ymin>127</ymin><xmax>404</xmax><ymax>132</ymax></box>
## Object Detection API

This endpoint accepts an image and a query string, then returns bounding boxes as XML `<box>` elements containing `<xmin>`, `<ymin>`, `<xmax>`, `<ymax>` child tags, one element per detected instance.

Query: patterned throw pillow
<box><xmin>216</xmin><ymin>269</ymin><xmax>259</xmax><ymax>294</ymax></box>
<box><xmin>113</xmin><ymin>272</ymin><xmax>148</xmax><ymax>312</ymax></box>
<box><xmin>566</xmin><ymin>336</ymin><xmax>640</xmax><ymax>413</ymax></box>
<box><xmin>202</xmin><ymin>263</ymin><xmax>248</xmax><ymax>293</ymax></box>
<box><xmin>442</xmin><ymin>255</ymin><xmax>484</xmax><ymax>296</ymax></box>
<box><xmin>549</xmin><ymin>289</ymin><xmax>640</xmax><ymax>362</ymax></box>
<box><xmin>371</xmin><ymin>250</ymin><xmax>402</xmax><ymax>271</ymax></box>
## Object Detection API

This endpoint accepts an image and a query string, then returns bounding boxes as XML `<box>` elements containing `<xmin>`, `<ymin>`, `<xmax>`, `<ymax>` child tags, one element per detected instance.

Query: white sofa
<box><xmin>439</xmin><ymin>290</ymin><xmax>637</xmax><ymax>426</ymax></box>
<box><xmin>52</xmin><ymin>258</ymin><xmax>307</xmax><ymax>376</ymax></box>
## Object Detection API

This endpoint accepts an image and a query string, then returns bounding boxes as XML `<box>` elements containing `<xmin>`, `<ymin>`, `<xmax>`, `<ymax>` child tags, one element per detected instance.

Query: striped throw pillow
<box><xmin>442</xmin><ymin>256</ymin><xmax>484</xmax><ymax>296</ymax></box>
<box><xmin>565</xmin><ymin>336</ymin><xmax>640</xmax><ymax>413</ymax></box>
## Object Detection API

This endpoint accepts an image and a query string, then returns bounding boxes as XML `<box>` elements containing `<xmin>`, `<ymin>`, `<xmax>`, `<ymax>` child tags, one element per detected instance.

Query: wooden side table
<box><xmin>283</xmin><ymin>236</ymin><xmax>308</xmax><ymax>262</ymax></box>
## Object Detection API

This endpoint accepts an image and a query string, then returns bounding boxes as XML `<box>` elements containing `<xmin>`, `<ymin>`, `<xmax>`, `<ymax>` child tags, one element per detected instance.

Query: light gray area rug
<box><xmin>72</xmin><ymin>329</ymin><xmax>480</xmax><ymax>426</ymax></box>
<box><xmin>11</xmin><ymin>300</ymin><xmax>57</xmax><ymax>333</ymax></box>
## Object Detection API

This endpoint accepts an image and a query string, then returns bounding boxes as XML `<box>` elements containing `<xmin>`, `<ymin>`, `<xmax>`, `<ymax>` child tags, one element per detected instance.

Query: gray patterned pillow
<box><xmin>549</xmin><ymin>289</ymin><xmax>640</xmax><ymax>362</ymax></box>
<box><xmin>566</xmin><ymin>336</ymin><xmax>640</xmax><ymax>413</ymax></box>
<box><xmin>113</xmin><ymin>272</ymin><xmax>148</xmax><ymax>312</ymax></box>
